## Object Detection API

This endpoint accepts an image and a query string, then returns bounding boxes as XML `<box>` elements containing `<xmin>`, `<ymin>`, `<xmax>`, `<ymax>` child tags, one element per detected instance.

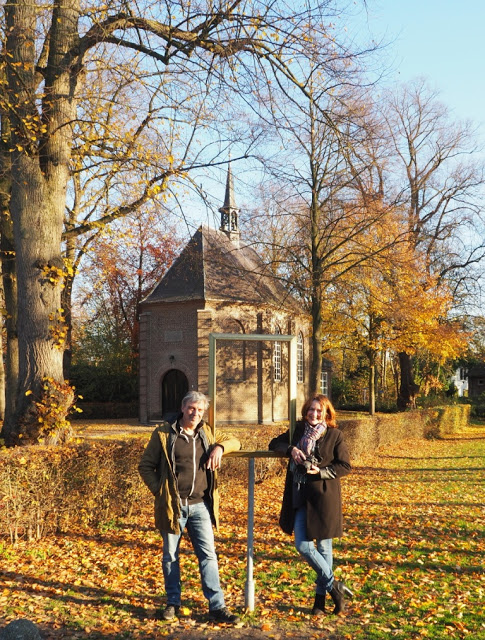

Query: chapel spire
<box><xmin>219</xmin><ymin>162</ymin><xmax>240</xmax><ymax>246</ymax></box>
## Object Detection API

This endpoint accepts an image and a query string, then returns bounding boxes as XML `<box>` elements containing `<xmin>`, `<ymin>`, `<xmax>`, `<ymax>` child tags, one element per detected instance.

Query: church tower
<box><xmin>219</xmin><ymin>163</ymin><xmax>240</xmax><ymax>247</ymax></box>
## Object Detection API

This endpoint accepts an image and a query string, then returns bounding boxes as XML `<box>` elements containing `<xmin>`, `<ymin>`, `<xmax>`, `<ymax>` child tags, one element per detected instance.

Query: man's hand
<box><xmin>207</xmin><ymin>444</ymin><xmax>223</xmax><ymax>470</ymax></box>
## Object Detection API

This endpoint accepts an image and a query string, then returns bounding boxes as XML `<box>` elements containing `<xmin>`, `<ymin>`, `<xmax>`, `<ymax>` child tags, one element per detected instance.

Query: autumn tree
<box><xmin>336</xmin><ymin>228</ymin><xmax>467</xmax><ymax>414</ymax></box>
<box><xmin>0</xmin><ymin>0</ymin><xmax>376</xmax><ymax>445</ymax></box>
<box><xmin>383</xmin><ymin>79</ymin><xmax>485</xmax><ymax>408</ymax></box>
<box><xmin>74</xmin><ymin>208</ymin><xmax>182</xmax><ymax>374</ymax></box>
<box><xmin>59</xmin><ymin>34</ymin><xmax>262</xmax><ymax>377</ymax></box>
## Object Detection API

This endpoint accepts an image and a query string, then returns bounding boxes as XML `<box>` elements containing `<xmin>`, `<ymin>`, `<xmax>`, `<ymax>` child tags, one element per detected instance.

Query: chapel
<box><xmin>138</xmin><ymin>166</ymin><xmax>330</xmax><ymax>424</ymax></box>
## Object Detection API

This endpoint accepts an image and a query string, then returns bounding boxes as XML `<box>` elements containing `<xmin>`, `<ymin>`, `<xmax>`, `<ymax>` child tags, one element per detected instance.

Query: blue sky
<box><xmin>362</xmin><ymin>1</ymin><xmax>485</xmax><ymax>129</ymax></box>
<box><xmin>186</xmin><ymin>2</ymin><xmax>485</xmax><ymax>230</ymax></box>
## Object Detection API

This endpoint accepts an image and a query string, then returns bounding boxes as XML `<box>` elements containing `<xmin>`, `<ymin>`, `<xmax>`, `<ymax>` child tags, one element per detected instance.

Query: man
<box><xmin>138</xmin><ymin>391</ymin><xmax>241</xmax><ymax>624</ymax></box>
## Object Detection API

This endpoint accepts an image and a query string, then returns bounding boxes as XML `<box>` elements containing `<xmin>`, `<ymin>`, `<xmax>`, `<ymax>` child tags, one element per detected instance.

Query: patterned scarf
<box><xmin>298</xmin><ymin>421</ymin><xmax>327</xmax><ymax>456</ymax></box>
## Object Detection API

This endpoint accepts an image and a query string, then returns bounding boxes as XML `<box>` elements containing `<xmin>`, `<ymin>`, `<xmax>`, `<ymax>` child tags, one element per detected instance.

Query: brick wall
<box><xmin>140</xmin><ymin>299</ymin><xmax>312</xmax><ymax>424</ymax></box>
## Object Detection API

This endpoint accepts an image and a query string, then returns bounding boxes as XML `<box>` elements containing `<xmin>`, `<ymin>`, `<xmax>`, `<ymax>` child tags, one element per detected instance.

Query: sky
<box><xmin>362</xmin><ymin>1</ymin><xmax>485</xmax><ymax>129</ymax></box>
<box><xmin>186</xmin><ymin>1</ymin><xmax>485</xmax><ymax>231</ymax></box>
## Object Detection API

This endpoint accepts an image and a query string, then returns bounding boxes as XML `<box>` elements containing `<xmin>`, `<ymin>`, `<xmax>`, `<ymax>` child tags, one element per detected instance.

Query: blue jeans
<box><xmin>162</xmin><ymin>500</ymin><xmax>225</xmax><ymax>611</ymax></box>
<box><xmin>294</xmin><ymin>506</ymin><xmax>334</xmax><ymax>594</ymax></box>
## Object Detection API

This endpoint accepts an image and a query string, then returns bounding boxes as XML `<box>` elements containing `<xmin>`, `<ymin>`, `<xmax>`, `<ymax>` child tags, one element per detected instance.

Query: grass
<box><xmin>0</xmin><ymin>424</ymin><xmax>483</xmax><ymax>639</ymax></box>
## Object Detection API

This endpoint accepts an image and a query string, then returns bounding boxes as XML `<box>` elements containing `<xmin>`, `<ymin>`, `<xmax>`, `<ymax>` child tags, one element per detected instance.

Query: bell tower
<box><xmin>219</xmin><ymin>162</ymin><xmax>240</xmax><ymax>246</ymax></box>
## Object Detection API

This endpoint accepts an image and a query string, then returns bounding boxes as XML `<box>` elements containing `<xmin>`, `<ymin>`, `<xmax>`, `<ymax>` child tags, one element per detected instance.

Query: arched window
<box><xmin>273</xmin><ymin>326</ymin><xmax>282</xmax><ymax>382</ymax></box>
<box><xmin>297</xmin><ymin>332</ymin><xmax>304</xmax><ymax>383</ymax></box>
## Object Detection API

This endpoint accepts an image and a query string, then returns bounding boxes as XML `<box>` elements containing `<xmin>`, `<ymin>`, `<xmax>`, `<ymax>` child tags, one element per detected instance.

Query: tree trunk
<box><xmin>310</xmin><ymin>290</ymin><xmax>323</xmax><ymax>394</ymax></box>
<box><xmin>0</xmin><ymin>306</ymin><xmax>5</xmax><ymax>420</ymax></box>
<box><xmin>368</xmin><ymin>350</ymin><xmax>376</xmax><ymax>416</ymax></box>
<box><xmin>2</xmin><ymin>0</ymin><xmax>79</xmax><ymax>445</ymax></box>
<box><xmin>0</xmin><ymin>100</ymin><xmax>18</xmax><ymax>427</ymax></box>
<box><xmin>2</xmin><ymin>152</ymin><xmax>73</xmax><ymax>445</ymax></box>
<box><xmin>0</xmin><ymin>236</ymin><xmax>18</xmax><ymax>425</ymax></box>
<box><xmin>397</xmin><ymin>351</ymin><xmax>419</xmax><ymax>409</ymax></box>
<box><xmin>61</xmin><ymin>235</ymin><xmax>76</xmax><ymax>381</ymax></box>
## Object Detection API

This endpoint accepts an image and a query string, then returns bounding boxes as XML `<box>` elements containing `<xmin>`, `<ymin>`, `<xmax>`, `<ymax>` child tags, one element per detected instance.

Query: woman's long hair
<box><xmin>300</xmin><ymin>394</ymin><xmax>337</xmax><ymax>428</ymax></box>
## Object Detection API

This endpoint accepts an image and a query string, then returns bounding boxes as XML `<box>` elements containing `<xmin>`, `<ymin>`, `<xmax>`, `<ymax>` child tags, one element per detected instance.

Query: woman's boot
<box><xmin>329</xmin><ymin>580</ymin><xmax>353</xmax><ymax>615</ymax></box>
<box><xmin>311</xmin><ymin>592</ymin><xmax>326</xmax><ymax>616</ymax></box>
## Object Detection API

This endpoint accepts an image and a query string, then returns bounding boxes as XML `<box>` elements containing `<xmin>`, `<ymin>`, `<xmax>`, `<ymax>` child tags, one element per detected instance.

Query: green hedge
<box><xmin>339</xmin><ymin>404</ymin><xmax>471</xmax><ymax>460</ymax></box>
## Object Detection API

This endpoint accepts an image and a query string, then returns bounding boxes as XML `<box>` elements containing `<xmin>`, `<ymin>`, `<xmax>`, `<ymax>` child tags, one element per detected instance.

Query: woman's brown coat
<box><xmin>269</xmin><ymin>421</ymin><xmax>351</xmax><ymax>540</ymax></box>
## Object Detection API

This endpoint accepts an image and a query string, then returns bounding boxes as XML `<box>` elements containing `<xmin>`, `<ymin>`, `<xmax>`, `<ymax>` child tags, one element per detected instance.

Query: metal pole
<box><xmin>207</xmin><ymin>333</ymin><xmax>296</xmax><ymax>610</ymax></box>
<box><xmin>244</xmin><ymin>457</ymin><xmax>255</xmax><ymax>611</ymax></box>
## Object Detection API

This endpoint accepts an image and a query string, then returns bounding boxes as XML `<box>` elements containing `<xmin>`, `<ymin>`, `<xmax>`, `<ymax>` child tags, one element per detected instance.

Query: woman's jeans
<box><xmin>294</xmin><ymin>506</ymin><xmax>334</xmax><ymax>594</ymax></box>
<box><xmin>162</xmin><ymin>501</ymin><xmax>225</xmax><ymax>611</ymax></box>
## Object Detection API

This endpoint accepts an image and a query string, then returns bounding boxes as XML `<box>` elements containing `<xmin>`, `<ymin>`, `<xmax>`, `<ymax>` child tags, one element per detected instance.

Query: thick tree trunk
<box><xmin>397</xmin><ymin>351</ymin><xmax>419</xmax><ymax>409</ymax></box>
<box><xmin>3</xmin><ymin>0</ymin><xmax>79</xmax><ymax>445</ymax></box>
<box><xmin>2</xmin><ymin>154</ymin><xmax>72</xmax><ymax>445</ymax></box>
<box><xmin>0</xmin><ymin>106</ymin><xmax>18</xmax><ymax>426</ymax></box>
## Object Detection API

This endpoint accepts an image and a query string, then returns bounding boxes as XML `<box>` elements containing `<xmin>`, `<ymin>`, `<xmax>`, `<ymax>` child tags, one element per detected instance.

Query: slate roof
<box><xmin>142</xmin><ymin>225</ymin><xmax>303</xmax><ymax>313</ymax></box>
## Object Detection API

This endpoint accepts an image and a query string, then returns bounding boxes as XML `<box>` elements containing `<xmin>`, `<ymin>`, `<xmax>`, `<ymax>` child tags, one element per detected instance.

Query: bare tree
<box><xmin>244</xmin><ymin>80</ymin><xmax>399</xmax><ymax>394</ymax></box>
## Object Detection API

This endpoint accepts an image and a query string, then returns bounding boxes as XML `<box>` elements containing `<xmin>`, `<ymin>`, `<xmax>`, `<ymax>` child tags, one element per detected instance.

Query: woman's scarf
<box><xmin>298</xmin><ymin>421</ymin><xmax>327</xmax><ymax>456</ymax></box>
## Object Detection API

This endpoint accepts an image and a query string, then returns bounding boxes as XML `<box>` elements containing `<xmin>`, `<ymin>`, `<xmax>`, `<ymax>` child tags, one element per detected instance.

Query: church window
<box><xmin>273</xmin><ymin>326</ymin><xmax>282</xmax><ymax>382</ymax></box>
<box><xmin>320</xmin><ymin>369</ymin><xmax>328</xmax><ymax>396</ymax></box>
<box><xmin>297</xmin><ymin>333</ymin><xmax>304</xmax><ymax>383</ymax></box>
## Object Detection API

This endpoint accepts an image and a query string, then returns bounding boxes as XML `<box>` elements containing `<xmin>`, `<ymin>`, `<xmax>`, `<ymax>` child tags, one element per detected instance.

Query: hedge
<box><xmin>0</xmin><ymin>406</ymin><xmax>470</xmax><ymax>544</ymax></box>
<box><xmin>339</xmin><ymin>404</ymin><xmax>471</xmax><ymax>461</ymax></box>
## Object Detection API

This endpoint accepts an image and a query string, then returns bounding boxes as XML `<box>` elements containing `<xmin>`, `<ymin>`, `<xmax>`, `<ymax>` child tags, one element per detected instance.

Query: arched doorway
<box><xmin>161</xmin><ymin>369</ymin><xmax>189</xmax><ymax>421</ymax></box>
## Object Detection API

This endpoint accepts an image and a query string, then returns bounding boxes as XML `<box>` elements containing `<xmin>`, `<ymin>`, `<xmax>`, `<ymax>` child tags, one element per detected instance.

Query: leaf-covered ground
<box><xmin>1</xmin><ymin>425</ymin><xmax>484</xmax><ymax>640</ymax></box>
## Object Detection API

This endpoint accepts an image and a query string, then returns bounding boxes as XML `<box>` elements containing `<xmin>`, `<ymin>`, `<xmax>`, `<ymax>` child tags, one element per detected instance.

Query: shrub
<box><xmin>0</xmin><ymin>440</ymin><xmax>148</xmax><ymax>543</ymax></box>
<box><xmin>0</xmin><ymin>408</ymin><xmax>470</xmax><ymax>545</ymax></box>
<box><xmin>70</xmin><ymin>364</ymin><xmax>138</xmax><ymax>403</ymax></box>
<box><xmin>421</xmin><ymin>404</ymin><xmax>471</xmax><ymax>437</ymax></box>
<box><xmin>218</xmin><ymin>423</ymin><xmax>288</xmax><ymax>484</ymax></box>
<box><xmin>339</xmin><ymin>405</ymin><xmax>470</xmax><ymax>459</ymax></box>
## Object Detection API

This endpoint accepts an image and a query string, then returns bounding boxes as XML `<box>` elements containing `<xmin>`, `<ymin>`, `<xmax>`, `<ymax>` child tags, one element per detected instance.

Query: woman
<box><xmin>269</xmin><ymin>393</ymin><xmax>352</xmax><ymax>616</ymax></box>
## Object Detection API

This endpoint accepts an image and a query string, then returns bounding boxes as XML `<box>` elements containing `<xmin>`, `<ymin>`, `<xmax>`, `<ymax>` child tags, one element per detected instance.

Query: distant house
<box><xmin>138</xmin><ymin>166</ymin><xmax>332</xmax><ymax>424</ymax></box>
<box><xmin>450</xmin><ymin>366</ymin><xmax>469</xmax><ymax>397</ymax></box>
<box><xmin>465</xmin><ymin>364</ymin><xmax>485</xmax><ymax>399</ymax></box>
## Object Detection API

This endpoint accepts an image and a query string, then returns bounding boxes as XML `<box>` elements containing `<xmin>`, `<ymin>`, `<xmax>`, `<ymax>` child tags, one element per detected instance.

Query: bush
<box><xmin>0</xmin><ymin>408</ymin><xmax>470</xmax><ymax>545</ymax></box>
<box><xmin>422</xmin><ymin>404</ymin><xmax>471</xmax><ymax>437</ymax></box>
<box><xmin>338</xmin><ymin>405</ymin><xmax>471</xmax><ymax>460</ymax></box>
<box><xmin>218</xmin><ymin>423</ymin><xmax>288</xmax><ymax>484</ymax></box>
<box><xmin>70</xmin><ymin>364</ymin><xmax>138</xmax><ymax>403</ymax></box>
<box><xmin>0</xmin><ymin>439</ymin><xmax>148</xmax><ymax>543</ymax></box>
<box><xmin>0</xmin><ymin>425</ymin><xmax>286</xmax><ymax>544</ymax></box>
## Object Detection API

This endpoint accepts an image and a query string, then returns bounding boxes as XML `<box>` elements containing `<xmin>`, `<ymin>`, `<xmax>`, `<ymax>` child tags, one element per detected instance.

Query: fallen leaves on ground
<box><xmin>0</xmin><ymin>426</ymin><xmax>484</xmax><ymax>640</ymax></box>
